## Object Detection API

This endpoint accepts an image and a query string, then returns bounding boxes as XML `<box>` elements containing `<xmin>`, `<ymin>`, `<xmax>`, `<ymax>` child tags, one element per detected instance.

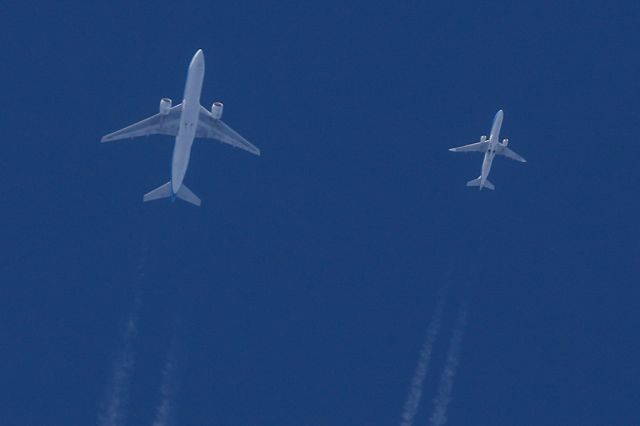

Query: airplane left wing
<box><xmin>449</xmin><ymin>141</ymin><xmax>489</xmax><ymax>153</ymax></box>
<box><xmin>101</xmin><ymin>104</ymin><xmax>183</xmax><ymax>142</ymax></box>
<box><xmin>196</xmin><ymin>106</ymin><xmax>261</xmax><ymax>156</ymax></box>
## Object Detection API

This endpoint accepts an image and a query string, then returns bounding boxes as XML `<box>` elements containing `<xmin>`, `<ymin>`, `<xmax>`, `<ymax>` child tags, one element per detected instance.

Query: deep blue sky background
<box><xmin>2</xmin><ymin>1</ymin><xmax>640</xmax><ymax>425</ymax></box>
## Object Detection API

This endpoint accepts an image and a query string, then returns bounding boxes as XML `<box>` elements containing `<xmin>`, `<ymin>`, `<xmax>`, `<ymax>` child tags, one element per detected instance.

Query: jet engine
<box><xmin>159</xmin><ymin>98</ymin><xmax>172</xmax><ymax>115</ymax></box>
<box><xmin>480</xmin><ymin>135</ymin><xmax>487</xmax><ymax>142</ymax></box>
<box><xmin>211</xmin><ymin>101</ymin><xmax>224</xmax><ymax>119</ymax></box>
<box><xmin>502</xmin><ymin>138</ymin><xmax>509</xmax><ymax>146</ymax></box>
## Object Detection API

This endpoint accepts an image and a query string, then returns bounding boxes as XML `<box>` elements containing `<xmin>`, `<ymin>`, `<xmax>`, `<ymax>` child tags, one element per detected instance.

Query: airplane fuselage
<box><xmin>171</xmin><ymin>50</ymin><xmax>205</xmax><ymax>195</ymax></box>
<box><xmin>479</xmin><ymin>109</ymin><xmax>503</xmax><ymax>188</ymax></box>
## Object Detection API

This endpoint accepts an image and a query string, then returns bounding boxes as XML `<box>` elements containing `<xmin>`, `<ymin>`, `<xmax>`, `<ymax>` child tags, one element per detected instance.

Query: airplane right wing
<box><xmin>449</xmin><ymin>141</ymin><xmax>489</xmax><ymax>153</ymax></box>
<box><xmin>196</xmin><ymin>106</ymin><xmax>261</xmax><ymax>156</ymax></box>
<box><xmin>101</xmin><ymin>104</ymin><xmax>183</xmax><ymax>142</ymax></box>
<box><xmin>499</xmin><ymin>147</ymin><xmax>527</xmax><ymax>162</ymax></box>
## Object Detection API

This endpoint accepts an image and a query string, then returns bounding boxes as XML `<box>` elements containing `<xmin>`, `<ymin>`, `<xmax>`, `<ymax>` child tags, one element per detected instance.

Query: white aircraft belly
<box><xmin>171</xmin><ymin>134</ymin><xmax>194</xmax><ymax>193</ymax></box>
<box><xmin>490</xmin><ymin>110</ymin><xmax>503</xmax><ymax>141</ymax></box>
<box><xmin>481</xmin><ymin>152</ymin><xmax>494</xmax><ymax>182</ymax></box>
<box><xmin>170</xmin><ymin>52</ymin><xmax>205</xmax><ymax>194</ymax></box>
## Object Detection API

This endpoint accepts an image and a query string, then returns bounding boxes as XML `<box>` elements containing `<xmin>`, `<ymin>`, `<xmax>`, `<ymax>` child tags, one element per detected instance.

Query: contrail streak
<box><xmin>428</xmin><ymin>299</ymin><xmax>469</xmax><ymax>426</ymax></box>
<box><xmin>97</xmin><ymin>261</ymin><xmax>145</xmax><ymax>426</ymax></box>
<box><xmin>399</xmin><ymin>288</ymin><xmax>447</xmax><ymax>426</ymax></box>
<box><xmin>152</xmin><ymin>326</ymin><xmax>182</xmax><ymax>426</ymax></box>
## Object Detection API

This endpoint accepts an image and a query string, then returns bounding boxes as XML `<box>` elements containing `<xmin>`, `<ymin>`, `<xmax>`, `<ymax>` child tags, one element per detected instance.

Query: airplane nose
<box><xmin>190</xmin><ymin>49</ymin><xmax>205</xmax><ymax>68</ymax></box>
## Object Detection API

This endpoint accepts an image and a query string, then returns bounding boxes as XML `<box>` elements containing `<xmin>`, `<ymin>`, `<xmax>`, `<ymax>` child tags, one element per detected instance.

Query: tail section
<box><xmin>142</xmin><ymin>181</ymin><xmax>202</xmax><ymax>206</ymax></box>
<box><xmin>175</xmin><ymin>184</ymin><xmax>201</xmax><ymax>206</ymax></box>
<box><xmin>143</xmin><ymin>182</ymin><xmax>172</xmax><ymax>202</ymax></box>
<box><xmin>466</xmin><ymin>176</ymin><xmax>495</xmax><ymax>190</ymax></box>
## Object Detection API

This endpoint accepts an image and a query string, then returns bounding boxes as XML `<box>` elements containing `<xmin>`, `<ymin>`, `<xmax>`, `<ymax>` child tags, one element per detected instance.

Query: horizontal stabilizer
<box><xmin>143</xmin><ymin>182</ymin><xmax>172</xmax><ymax>202</ymax></box>
<box><xmin>176</xmin><ymin>184</ymin><xmax>201</xmax><ymax>207</ymax></box>
<box><xmin>142</xmin><ymin>181</ymin><xmax>201</xmax><ymax>206</ymax></box>
<box><xmin>466</xmin><ymin>177</ymin><xmax>495</xmax><ymax>190</ymax></box>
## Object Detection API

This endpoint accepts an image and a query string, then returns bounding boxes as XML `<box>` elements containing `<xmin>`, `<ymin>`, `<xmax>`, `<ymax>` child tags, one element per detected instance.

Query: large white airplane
<box><xmin>449</xmin><ymin>109</ymin><xmax>526</xmax><ymax>190</ymax></box>
<box><xmin>101</xmin><ymin>49</ymin><xmax>260</xmax><ymax>206</ymax></box>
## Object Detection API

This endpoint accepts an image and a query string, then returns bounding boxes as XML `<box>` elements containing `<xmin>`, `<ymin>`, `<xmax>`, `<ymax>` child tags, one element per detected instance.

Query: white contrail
<box><xmin>152</xmin><ymin>327</ymin><xmax>181</xmax><ymax>426</ymax></box>
<box><xmin>399</xmin><ymin>288</ymin><xmax>447</xmax><ymax>426</ymax></box>
<box><xmin>428</xmin><ymin>299</ymin><xmax>469</xmax><ymax>426</ymax></box>
<box><xmin>97</xmin><ymin>260</ymin><xmax>145</xmax><ymax>426</ymax></box>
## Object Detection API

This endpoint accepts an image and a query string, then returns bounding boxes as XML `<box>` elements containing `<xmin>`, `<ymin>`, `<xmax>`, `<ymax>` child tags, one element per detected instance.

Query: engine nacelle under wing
<box><xmin>211</xmin><ymin>102</ymin><xmax>224</xmax><ymax>119</ymax></box>
<box><xmin>159</xmin><ymin>98</ymin><xmax>172</xmax><ymax>115</ymax></box>
<box><xmin>502</xmin><ymin>138</ymin><xmax>509</xmax><ymax>146</ymax></box>
<box><xmin>480</xmin><ymin>135</ymin><xmax>487</xmax><ymax>142</ymax></box>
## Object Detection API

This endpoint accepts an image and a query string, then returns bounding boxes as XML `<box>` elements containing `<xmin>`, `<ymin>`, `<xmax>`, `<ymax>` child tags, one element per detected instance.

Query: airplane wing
<box><xmin>196</xmin><ymin>106</ymin><xmax>261</xmax><ymax>156</ymax></box>
<box><xmin>499</xmin><ymin>147</ymin><xmax>527</xmax><ymax>162</ymax></box>
<box><xmin>449</xmin><ymin>141</ymin><xmax>489</xmax><ymax>153</ymax></box>
<box><xmin>101</xmin><ymin>104</ymin><xmax>183</xmax><ymax>142</ymax></box>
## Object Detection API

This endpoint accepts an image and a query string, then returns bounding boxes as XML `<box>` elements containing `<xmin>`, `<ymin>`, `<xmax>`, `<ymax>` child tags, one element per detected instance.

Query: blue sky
<box><xmin>2</xmin><ymin>1</ymin><xmax>640</xmax><ymax>425</ymax></box>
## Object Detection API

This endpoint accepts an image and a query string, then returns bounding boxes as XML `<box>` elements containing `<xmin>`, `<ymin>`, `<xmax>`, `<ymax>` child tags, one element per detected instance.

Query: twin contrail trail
<box><xmin>428</xmin><ymin>298</ymin><xmax>469</xmax><ymax>426</ymax></box>
<box><xmin>399</xmin><ymin>288</ymin><xmax>448</xmax><ymax>426</ymax></box>
<box><xmin>97</xmin><ymin>260</ymin><xmax>145</xmax><ymax>426</ymax></box>
<box><xmin>97</xmin><ymin>287</ymin><xmax>142</xmax><ymax>426</ymax></box>
<box><xmin>152</xmin><ymin>323</ymin><xmax>182</xmax><ymax>426</ymax></box>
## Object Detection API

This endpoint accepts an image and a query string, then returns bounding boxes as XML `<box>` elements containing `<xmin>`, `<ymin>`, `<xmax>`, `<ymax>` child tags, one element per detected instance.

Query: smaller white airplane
<box><xmin>449</xmin><ymin>109</ymin><xmax>526</xmax><ymax>190</ymax></box>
